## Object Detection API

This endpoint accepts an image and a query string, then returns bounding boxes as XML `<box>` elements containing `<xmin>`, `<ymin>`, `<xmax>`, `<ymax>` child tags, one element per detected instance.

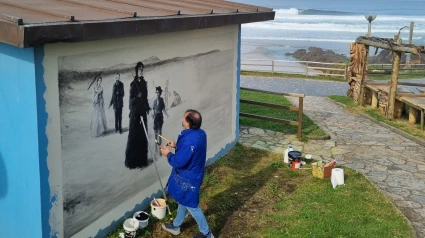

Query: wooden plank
<box><xmin>240</xmin><ymin>99</ymin><xmax>299</xmax><ymax>111</ymax></box>
<box><xmin>409</xmin><ymin>107</ymin><xmax>418</xmax><ymax>124</ymax></box>
<box><xmin>298</xmin><ymin>97</ymin><xmax>303</xmax><ymax>139</ymax></box>
<box><xmin>355</xmin><ymin>36</ymin><xmax>420</xmax><ymax>54</ymax></box>
<box><xmin>365</xmin><ymin>82</ymin><xmax>390</xmax><ymax>86</ymax></box>
<box><xmin>396</xmin><ymin>93</ymin><xmax>425</xmax><ymax>97</ymax></box>
<box><xmin>387</xmin><ymin>50</ymin><xmax>401</xmax><ymax>120</ymax></box>
<box><xmin>240</xmin><ymin>113</ymin><xmax>299</xmax><ymax>126</ymax></box>
<box><xmin>240</xmin><ymin>87</ymin><xmax>305</xmax><ymax>98</ymax></box>
<box><xmin>372</xmin><ymin>91</ymin><xmax>379</xmax><ymax>108</ymax></box>
<box><xmin>309</xmin><ymin>66</ymin><xmax>346</xmax><ymax>71</ymax></box>
<box><xmin>359</xmin><ymin>46</ymin><xmax>369</xmax><ymax>106</ymax></box>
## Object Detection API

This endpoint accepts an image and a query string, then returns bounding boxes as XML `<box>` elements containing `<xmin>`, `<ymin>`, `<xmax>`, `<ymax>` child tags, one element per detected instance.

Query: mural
<box><xmin>58</xmin><ymin>48</ymin><xmax>235</xmax><ymax>237</ymax></box>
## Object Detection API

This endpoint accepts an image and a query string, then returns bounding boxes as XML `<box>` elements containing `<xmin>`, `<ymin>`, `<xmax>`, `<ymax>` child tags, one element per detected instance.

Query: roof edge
<box><xmin>0</xmin><ymin>11</ymin><xmax>274</xmax><ymax>48</ymax></box>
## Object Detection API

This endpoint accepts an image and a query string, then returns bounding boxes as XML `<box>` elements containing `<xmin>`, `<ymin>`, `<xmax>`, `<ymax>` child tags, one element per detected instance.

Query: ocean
<box><xmin>233</xmin><ymin>0</ymin><xmax>425</xmax><ymax>61</ymax></box>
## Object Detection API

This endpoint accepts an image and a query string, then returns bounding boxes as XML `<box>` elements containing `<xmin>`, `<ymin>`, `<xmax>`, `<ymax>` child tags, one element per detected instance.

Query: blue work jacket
<box><xmin>166</xmin><ymin>128</ymin><xmax>207</xmax><ymax>208</ymax></box>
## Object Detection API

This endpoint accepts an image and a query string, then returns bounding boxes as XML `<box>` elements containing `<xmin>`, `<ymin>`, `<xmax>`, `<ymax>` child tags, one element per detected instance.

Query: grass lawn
<box><xmin>107</xmin><ymin>145</ymin><xmax>413</xmax><ymax>238</ymax></box>
<box><xmin>241</xmin><ymin>70</ymin><xmax>425</xmax><ymax>82</ymax></box>
<box><xmin>240</xmin><ymin>89</ymin><xmax>327</xmax><ymax>140</ymax></box>
<box><xmin>241</xmin><ymin>70</ymin><xmax>345</xmax><ymax>82</ymax></box>
<box><xmin>328</xmin><ymin>95</ymin><xmax>425</xmax><ymax>140</ymax></box>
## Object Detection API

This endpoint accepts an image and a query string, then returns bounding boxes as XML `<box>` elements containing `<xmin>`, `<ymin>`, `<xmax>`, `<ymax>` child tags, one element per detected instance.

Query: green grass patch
<box><xmin>328</xmin><ymin>95</ymin><xmax>425</xmax><ymax>141</ymax></box>
<box><xmin>241</xmin><ymin>70</ymin><xmax>425</xmax><ymax>82</ymax></box>
<box><xmin>107</xmin><ymin>145</ymin><xmax>414</xmax><ymax>237</ymax></box>
<box><xmin>240</xmin><ymin>89</ymin><xmax>327</xmax><ymax>140</ymax></box>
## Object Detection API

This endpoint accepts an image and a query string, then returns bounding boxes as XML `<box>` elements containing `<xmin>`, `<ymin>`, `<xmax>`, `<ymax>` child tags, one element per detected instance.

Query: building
<box><xmin>0</xmin><ymin>1</ymin><xmax>274</xmax><ymax>237</ymax></box>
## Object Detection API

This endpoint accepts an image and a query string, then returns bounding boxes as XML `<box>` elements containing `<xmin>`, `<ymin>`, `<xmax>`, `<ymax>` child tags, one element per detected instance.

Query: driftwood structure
<box><xmin>348</xmin><ymin>35</ymin><xmax>425</xmax><ymax>122</ymax></box>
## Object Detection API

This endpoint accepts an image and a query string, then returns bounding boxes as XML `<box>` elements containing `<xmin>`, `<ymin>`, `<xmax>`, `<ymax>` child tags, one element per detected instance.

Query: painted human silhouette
<box><xmin>152</xmin><ymin>86</ymin><xmax>169</xmax><ymax>149</ymax></box>
<box><xmin>109</xmin><ymin>72</ymin><xmax>124</xmax><ymax>134</ymax></box>
<box><xmin>88</xmin><ymin>74</ymin><xmax>107</xmax><ymax>137</ymax></box>
<box><xmin>125</xmin><ymin>62</ymin><xmax>151</xmax><ymax>169</ymax></box>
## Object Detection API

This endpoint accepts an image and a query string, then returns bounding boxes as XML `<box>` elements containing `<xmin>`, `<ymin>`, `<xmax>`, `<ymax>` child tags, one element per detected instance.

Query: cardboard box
<box><xmin>312</xmin><ymin>162</ymin><xmax>335</xmax><ymax>179</ymax></box>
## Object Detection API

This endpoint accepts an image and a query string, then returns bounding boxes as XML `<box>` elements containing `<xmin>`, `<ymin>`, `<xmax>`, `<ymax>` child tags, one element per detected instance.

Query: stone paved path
<box><xmin>239</xmin><ymin>95</ymin><xmax>425</xmax><ymax>238</ymax></box>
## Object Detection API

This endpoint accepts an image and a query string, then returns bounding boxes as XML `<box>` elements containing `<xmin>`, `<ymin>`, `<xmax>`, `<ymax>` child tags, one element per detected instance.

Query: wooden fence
<box><xmin>241</xmin><ymin>58</ymin><xmax>348</xmax><ymax>80</ymax></box>
<box><xmin>239</xmin><ymin>87</ymin><xmax>305</xmax><ymax>139</ymax></box>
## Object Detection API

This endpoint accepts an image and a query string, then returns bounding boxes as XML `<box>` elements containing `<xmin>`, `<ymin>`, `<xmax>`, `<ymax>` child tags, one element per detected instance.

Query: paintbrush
<box><xmin>153</xmin><ymin>197</ymin><xmax>161</xmax><ymax>207</ymax></box>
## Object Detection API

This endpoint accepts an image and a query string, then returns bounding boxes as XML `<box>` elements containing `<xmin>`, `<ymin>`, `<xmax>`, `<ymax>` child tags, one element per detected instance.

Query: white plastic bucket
<box><xmin>151</xmin><ymin>198</ymin><xmax>167</xmax><ymax>219</ymax></box>
<box><xmin>133</xmin><ymin>211</ymin><xmax>149</xmax><ymax>229</ymax></box>
<box><xmin>123</xmin><ymin>218</ymin><xmax>139</xmax><ymax>238</ymax></box>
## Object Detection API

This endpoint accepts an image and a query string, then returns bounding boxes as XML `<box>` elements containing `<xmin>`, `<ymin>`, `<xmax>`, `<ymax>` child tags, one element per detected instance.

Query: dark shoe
<box><xmin>193</xmin><ymin>231</ymin><xmax>214</xmax><ymax>238</ymax></box>
<box><xmin>119</xmin><ymin>129</ymin><xmax>122</xmax><ymax>134</ymax></box>
<box><xmin>161</xmin><ymin>222</ymin><xmax>181</xmax><ymax>235</ymax></box>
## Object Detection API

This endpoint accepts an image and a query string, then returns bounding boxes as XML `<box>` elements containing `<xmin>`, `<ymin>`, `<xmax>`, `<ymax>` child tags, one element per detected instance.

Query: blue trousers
<box><xmin>173</xmin><ymin>203</ymin><xmax>211</xmax><ymax>235</ymax></box>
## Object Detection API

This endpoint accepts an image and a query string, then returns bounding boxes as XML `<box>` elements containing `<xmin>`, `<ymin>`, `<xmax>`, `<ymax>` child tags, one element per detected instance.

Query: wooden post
<box><xmin>358</xmin><ymin>46</ymin><xmax>369</xmax><ymax>106</ymax></box>
<box><xmin>387</xmin><ymin>36</ymin><xmax>402</xmax><ymax>120</ymax></box>
<box><xmin>297</xmin><ymin>97</ymin><xmax>303</xmax><ymax>139</ymax></box>
<box><xmin>272</xmin><ymin>60</ymin><xmax>275</xmax><ymax>74</ymax></box>
<box><xmin>409</xmin><ymin>22</ymin><xmax>414</xmax><ymax>44</ymax></box>
<box><xmin>344</xmin><ymin>64</ymin><xmax>347</xmax><ymax>81</ymax></box>
<box><xmin>371</xmin><ymin>91</ymin><xmax>379</xmax><ymax>108</ymax></box>
<box><xmin>409</xmin><ymin>107</ymin><xmax>419</xmax><ymax>124</ymax></box>
<box><xmin>305</xmin><ymin>62</ymin><xmax>309</xmax><ymax>76</ymax></box>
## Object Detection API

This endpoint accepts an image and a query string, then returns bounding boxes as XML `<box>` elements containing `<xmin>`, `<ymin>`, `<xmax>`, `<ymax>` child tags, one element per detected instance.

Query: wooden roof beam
<box><xmin>355</xmin><ymin>36</ymin><xmax>424</xmax><ymax>55</ymax></box>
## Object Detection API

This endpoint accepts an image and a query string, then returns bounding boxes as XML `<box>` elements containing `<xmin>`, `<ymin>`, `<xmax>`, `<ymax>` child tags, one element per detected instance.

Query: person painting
<box><xmin>160</xmin><ymin>109</ymin><xmax>214</xmax><ymax>238</ymax></box>
<box><xmin>152</xmin><ymin>86</ymin><xmax>169</xmax><ymax>146</ymax></box>
<box><xmin>89</xmin><ymin>73</ymin><xmax>107</xmax><ymax>137</ymax></box>
<box><xmin>109</xmin><ymin>72</ymin><xmax>124</xmax><ymax>134</ymax></box>
<box><xmin>125</xmin><ymin>62</ymin><xmax>151</xmax><ymax>169</ymax></box>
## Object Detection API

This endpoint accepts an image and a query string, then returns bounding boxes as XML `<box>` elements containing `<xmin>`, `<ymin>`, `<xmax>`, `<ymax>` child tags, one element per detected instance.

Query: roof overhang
<box><xmin>0</xmin><ymin>0</ymin><xmax>275</xmax><ymax>48</ymax></box>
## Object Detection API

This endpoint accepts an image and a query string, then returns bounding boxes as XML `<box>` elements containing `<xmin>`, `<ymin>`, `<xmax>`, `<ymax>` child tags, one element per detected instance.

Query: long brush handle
<box><xmin>140</xmin><ymin>117</ymin><xmax>172</xmax><ymax>216</ymax></box>
<box><xmin>158</xmin><ymin>134</ymin><xmax>169</xmax><ymax>142</ymax></box>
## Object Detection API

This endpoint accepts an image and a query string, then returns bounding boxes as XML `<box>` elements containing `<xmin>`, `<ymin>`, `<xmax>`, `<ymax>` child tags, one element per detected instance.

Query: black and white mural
<box><xmin>58</xmin><ymin>46</ymin><xmax>236</xmax><ymax>237</ymax></box>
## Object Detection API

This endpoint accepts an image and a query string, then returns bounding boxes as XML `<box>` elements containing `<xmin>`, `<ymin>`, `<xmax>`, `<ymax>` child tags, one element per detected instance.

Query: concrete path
<box><xmin>239</xmin><ymin>77</ymin><xmax>425</xmax><ymax>237</ymax></box>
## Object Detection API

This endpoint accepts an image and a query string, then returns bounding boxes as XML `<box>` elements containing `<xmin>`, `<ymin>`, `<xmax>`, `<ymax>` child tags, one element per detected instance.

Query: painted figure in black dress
<box><xmin>125</xmin><ymin>62</ymin><xmax>151</xmax><ymax>169</ymax></box>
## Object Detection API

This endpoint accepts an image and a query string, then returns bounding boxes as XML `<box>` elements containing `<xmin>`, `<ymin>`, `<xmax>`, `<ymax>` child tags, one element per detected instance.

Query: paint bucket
<box><xmin>291</xmin><ymin>161</ymin><xmax>301</xmax><ymax>169</ymax></box>
<box><xmin>133</xmin><ymin>211</ymin><xmax>149</xmax><ymax>229</ymax></box>
<box><xmin>123</xmin><ymin>218</ymin><xmax>139</xmax><ymax>238</ymax></box>
<box><xmin>151</xmin><ymin>198</ymin><xmax>167</xmax><ymax>219</ymax></box>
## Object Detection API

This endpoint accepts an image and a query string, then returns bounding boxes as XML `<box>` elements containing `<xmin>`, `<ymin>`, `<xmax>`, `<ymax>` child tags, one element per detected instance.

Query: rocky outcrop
<box><xmin>369</xmin><ymin>49</ymin><xmax>425</xmax><ymax>64</ymax></box>
<box><xmin>285</xmin><ymin>47</ymin><xmax>349</xmax><ymax>63</ymax></box>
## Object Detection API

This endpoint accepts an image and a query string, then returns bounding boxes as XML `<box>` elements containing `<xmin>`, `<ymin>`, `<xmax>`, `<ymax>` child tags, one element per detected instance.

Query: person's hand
<box><xmin>138</xmin><ymin>92</ymin><xmax>142</xmax><ymax>98</ymax></box>
<box><xmin>160</xmin><ymin>146</ymin><xmax>171</xmax><ymax>157</ymax></box>
<box><xmin>166</xmin><ymin>140</ymin><xmax>176</xmax><ymax>148</ymax></box>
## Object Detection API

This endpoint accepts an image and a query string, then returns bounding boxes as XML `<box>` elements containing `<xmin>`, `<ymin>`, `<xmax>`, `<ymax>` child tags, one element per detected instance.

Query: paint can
<box><xmin>133</xmin><ymin>211</ymin><xmax>149</xmax><ymax>229</ymax></box>
<box><xmin>151</xmin><ymin>198</ymin><xmax>167</xmax><ymax>219</ymax></box>
<box><xmin>291</xmin><ymin>161</ymin><xmax>301</xmax><ymax>169</ymax></box>
<box><xmin>123</xmin><ymin>218</ymin><xmax>139</xmax><ymax>238</ymax></box>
